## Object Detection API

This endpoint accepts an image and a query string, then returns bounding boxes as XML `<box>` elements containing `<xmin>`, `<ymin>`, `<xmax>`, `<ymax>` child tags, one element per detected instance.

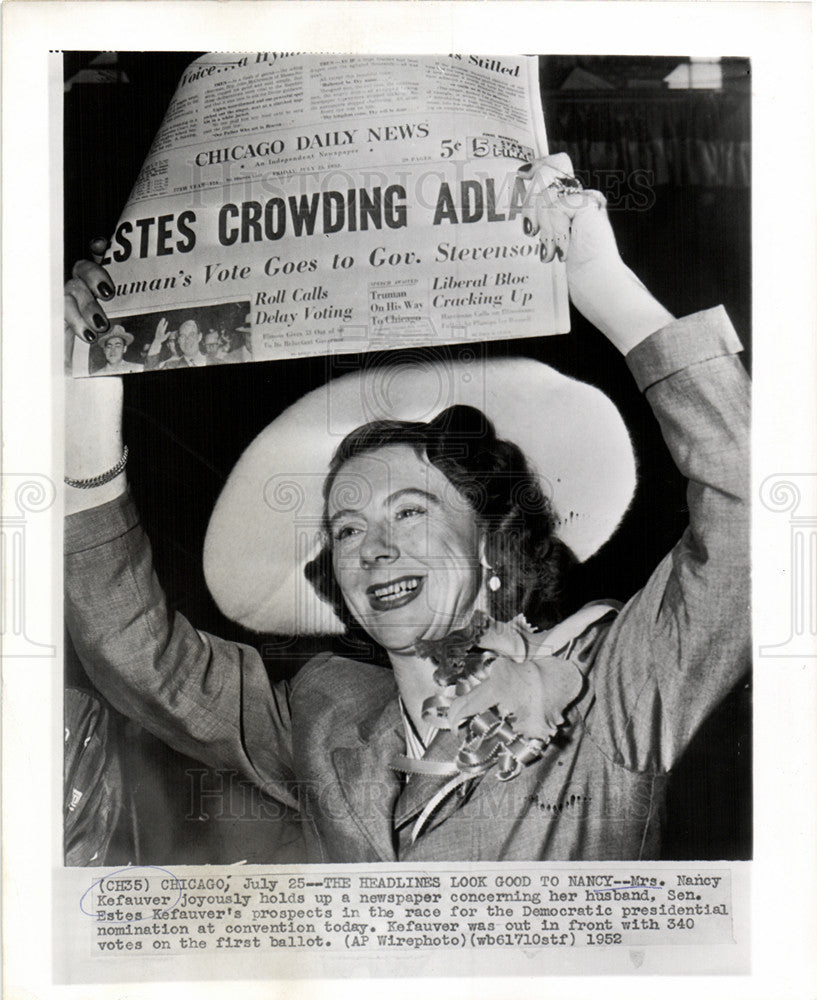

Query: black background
<box><xmin>64</xmin><ymin>53</ymin><xmax>751</xmax><ymax>864</ymax></box>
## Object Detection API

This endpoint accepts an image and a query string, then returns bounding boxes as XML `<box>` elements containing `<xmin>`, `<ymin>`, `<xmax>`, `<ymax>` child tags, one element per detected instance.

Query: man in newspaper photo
<box><xmin>91</xmin><ymin>326</ymin><xmax>144</xmax><ymax>375</ymax></box>
<box><xmin>63</xmin><ymin>53</ymin><xmax>750</xmax><ymax>866</ymax></box>
<box><xmin>145</xmin><ymin>317</ymin><xmax>205</xmax><ymax>370</ymax></box>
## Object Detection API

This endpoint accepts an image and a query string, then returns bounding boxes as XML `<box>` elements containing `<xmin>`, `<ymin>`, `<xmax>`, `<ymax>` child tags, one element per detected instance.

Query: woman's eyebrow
<box><xmin>386</xmin><ymin>488</ymin><xmax>441</xmax><ymax>506</ymax></box>
<box><xmin>328</xmin><ymin>507</ymin><xmax>360</xmax><ymax>527</ymax></box>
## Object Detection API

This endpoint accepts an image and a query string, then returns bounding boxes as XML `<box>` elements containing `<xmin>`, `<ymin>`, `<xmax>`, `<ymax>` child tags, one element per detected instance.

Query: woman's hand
<box><xmin>65</xmin><ymin>254</ymin><xmax>126</xmax><ymax>514</ymax></box>
<box><xmin>520</xmin><ymin>153</ymin><xmax>674</xmax><ymax>353</ymax></box>
<box><xmin>445</xmin><ymin>653</ymin><xmax>584</xmax><ymax>743</ymax></box>
<box><xmin>64</xmin><ymin>260</ymin><xmax>114</xmax><ymax>370</ymax></box>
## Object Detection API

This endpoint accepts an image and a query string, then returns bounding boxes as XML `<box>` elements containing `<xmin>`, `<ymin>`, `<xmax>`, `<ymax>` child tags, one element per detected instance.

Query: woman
<box><xmin>64</xmin><ymin>160</ymin><xmax>749</xmax><ymax>862</ymax></box>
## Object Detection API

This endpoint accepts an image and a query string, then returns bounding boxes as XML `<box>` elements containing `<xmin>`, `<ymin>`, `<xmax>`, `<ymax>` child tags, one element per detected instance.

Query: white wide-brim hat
<box><xmin>203</xmin><ymin>358</ymin><xmax>636</xmax><ymax>635</ymax></box>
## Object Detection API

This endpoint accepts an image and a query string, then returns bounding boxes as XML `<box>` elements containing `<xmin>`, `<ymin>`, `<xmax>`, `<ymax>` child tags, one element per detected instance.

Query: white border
<box><xmin>3</xmin><ymin>3</ymin><xmax>816</xmax><ymax>998</ymax></box>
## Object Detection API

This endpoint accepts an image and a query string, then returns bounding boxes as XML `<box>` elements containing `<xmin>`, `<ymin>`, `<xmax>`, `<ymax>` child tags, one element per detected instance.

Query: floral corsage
<box><xmin>414</xmin><ymin>611</ymin><xmax>583</xmax><ymax>782</ymax></box>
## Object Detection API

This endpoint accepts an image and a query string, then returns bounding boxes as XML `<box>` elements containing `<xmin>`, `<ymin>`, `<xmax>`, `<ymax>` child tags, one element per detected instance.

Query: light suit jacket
<box><xmin>65</xmin><ymin>308</ymin><xmax>750</xmax><ymax>862</ymax></box>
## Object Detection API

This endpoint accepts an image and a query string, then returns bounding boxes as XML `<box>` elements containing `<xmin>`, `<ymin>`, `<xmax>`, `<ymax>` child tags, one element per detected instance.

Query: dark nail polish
<box><xmin>93</xmin><ymin>313</ymin><xmax>107</xmax><ymax>329</ymax></box>
<box><xmin>523</xmin><ymin>218</ymin><xmax>533</xmax><ymax>236</ymax></box>
<box><xmin>83</xmin><ymin>330</ymin><xmax>96</xmax><ymax>343</ymax></box>
<box><xmin>518</xmin><ymin>163</ymin><xmax>532</xmax><ymax>173</ymax></box>
<box><xmin>98</xmin><ymin>282</ymin><xmax>113</xmax><ymax>298</ymax></box>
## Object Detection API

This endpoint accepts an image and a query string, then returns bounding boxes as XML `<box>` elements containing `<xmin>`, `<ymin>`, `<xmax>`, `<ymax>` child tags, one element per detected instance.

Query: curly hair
<box><xmin>304</xmin><ymin>404</ymin><xmax>575</xmax><ymax>633</ymax></box>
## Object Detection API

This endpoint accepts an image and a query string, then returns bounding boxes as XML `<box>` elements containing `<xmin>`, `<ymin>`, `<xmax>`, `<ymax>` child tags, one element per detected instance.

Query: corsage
<box><xmin>392</xmin><ymin>611</ymin><xmax>584</xmax><ymax>841</ymax></box>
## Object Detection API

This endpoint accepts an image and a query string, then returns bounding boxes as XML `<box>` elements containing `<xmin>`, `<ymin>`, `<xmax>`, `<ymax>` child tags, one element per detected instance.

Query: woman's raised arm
<box><xmin>63</xmin><ymin>260</ymin><xmax>298</xmax><ymax>802</ymax></box>
<box><xmin>526</xmin><ymin>156</ymin><xmax>750</xmax><ymax>772</ymax></box>
<box><xmin>64</xmin><ymin>259</ymin><xmax>126</xmax><ymax>514</ymax></box>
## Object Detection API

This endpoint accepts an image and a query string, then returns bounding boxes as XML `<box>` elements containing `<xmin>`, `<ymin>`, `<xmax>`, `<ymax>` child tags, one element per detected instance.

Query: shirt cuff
<box><xmin>65</xmin><ymin>489</ymin><xmax>140</xmax><ymax>554</ymax></box>
<box><xmin>625</xmin><ymin>306</ymin><xmax>744</xmax><ymax>393</ymax></box>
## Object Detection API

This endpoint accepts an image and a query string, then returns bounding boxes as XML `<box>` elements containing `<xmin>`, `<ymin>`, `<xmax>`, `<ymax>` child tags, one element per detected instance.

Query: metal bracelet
<box><xmin>64</xmin><ymin>446</ymin><xmax>128</xmax><ymax>489</ymax></box>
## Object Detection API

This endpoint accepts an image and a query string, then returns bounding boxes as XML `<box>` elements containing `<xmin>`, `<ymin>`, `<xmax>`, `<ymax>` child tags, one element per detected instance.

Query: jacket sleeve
<box><xmin>582</xmin><ymin>307</ymin><xmax>750</xmax><ymax>773</ymax></box>
<box><xmin>64</xmin><ymin>491</ymin><xmax>300</xmax><ymax>810</ymax></box>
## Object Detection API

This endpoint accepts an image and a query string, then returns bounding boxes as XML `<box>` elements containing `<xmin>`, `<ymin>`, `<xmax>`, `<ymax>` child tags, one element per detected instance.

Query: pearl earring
<box><xmin>488</xmin><ymin>573</ymin><xmax>501</xmax><ymax>592</ymax></box>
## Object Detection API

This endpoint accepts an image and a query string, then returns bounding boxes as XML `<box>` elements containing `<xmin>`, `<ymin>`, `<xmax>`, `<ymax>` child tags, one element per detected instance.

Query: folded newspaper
<box><xmin>86</xmin><ymin>53</ymin><xmax>569</xmax><ymax>376</ymax></box>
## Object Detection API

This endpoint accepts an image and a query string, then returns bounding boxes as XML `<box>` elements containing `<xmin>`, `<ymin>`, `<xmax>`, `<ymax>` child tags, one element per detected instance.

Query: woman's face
<box><xmin>328</xmin><ymin>445</ymin><xmax>483</xmax><ymax>654</ymax></box>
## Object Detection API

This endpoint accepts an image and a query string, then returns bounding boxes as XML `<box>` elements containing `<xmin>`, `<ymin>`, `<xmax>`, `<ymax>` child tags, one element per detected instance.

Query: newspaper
<box><xmin>85</xmin><ymin>53</ymin><xmax>567</xmax><ymax>375</ymax></box>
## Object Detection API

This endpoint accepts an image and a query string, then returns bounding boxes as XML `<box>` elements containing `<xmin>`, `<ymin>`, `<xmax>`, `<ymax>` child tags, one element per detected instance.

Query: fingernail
<box><xmin>98</xmin><ymin>282</ymin><xmax>113</xmax><ymax>298</ymax></box>
<box><xmin>523</xmin><ymin>218</ymin><xmax>533</xmax><ymax>236</ymax></box>
<box><xmin>83</xmin><ymin>330</ymin><xmax>96</xmax><ymax>343</ymax></box>
<box><xmin>93</xmin><ymin>313</ymin><xmax>108</xmax><ymax>330</ymax></box>
<box><xmin>518</xmin><ymin>162</ymin><xmax>532</xmax><ymax>173</ymax></box>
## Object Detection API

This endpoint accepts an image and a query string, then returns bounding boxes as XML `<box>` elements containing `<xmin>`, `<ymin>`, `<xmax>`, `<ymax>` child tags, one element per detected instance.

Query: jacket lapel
<box><xmin>331</xmin><ymin>696</ymin><xmax>404</xmax><ymax>862</ymax></box>
<box><xmin>393</xmin><ymin>726</ymin><xmax>478</xmax><ymax>833</ymax></box>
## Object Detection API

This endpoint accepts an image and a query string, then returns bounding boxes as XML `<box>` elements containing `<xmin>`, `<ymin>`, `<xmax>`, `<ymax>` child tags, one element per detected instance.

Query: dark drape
<box><xmin>546</xmin><ymin>91</ymin><xmax>750</xmax><ymax>188</ymax></box>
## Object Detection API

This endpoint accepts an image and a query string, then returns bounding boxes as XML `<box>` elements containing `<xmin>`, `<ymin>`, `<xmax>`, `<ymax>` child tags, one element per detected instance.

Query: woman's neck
<box><xmin>387</xmin><ymin>649</ymin><xmax>439</xmax><ymax>736</ymax></box>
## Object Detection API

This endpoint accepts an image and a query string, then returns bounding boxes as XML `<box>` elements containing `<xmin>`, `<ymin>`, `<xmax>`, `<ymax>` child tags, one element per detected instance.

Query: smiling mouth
<box><xmin>366</xmin><ymin>576</ymin><xmax>424</xmax><ymax>611</ymax></box>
